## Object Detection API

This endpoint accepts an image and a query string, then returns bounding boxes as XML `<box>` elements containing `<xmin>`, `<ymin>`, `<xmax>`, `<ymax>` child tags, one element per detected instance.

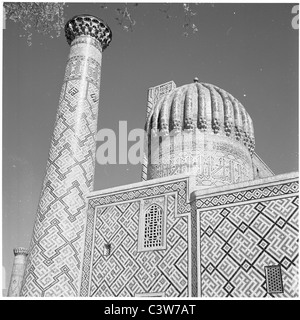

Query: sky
<box><xmin>2</xmin><ymin>2</ymin><xmax>298</xmax><ymax>292</ymax></box>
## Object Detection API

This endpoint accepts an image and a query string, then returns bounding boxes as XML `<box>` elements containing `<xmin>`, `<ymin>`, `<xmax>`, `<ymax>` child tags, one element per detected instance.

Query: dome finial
<box><xmin>193</xmin><ymin>77</ymin><xmax>199</xmax><ymax>83</ymax></box>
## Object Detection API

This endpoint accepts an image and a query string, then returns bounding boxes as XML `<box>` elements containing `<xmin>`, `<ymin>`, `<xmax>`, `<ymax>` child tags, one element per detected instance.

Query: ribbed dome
<box><xmin>146</xmin><ymin>82</ymin><xmax>255</xmax><ymax>154</ymax></box>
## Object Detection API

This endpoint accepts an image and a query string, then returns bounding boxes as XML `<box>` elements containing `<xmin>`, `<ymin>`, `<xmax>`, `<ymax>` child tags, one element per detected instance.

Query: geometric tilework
<box><xmin>196</xmin><ymin>180</ymin><xmax>298</xmax><ymax>211</ymax></box>
<box><xmin>85</xmin><ymin>195</ymin><xmax>188</xmax><ymax>297</ymax></box>
<box><xmin>20</xmin><ymin>36</ymin><xmax>103</xmax><ymax>297</ymax></box>
<box><xmin>64</xmin><ymin>56</ymin><xmax>101</xmax><ymax>88</ymax></box>
<box><xmin>80</xmin><ymin>178</ymin><xmax>191</xmax><ymax>296</ymax></box>
<box><xmin>7</xmin><ymin>248</ymin><xmax>28</xmax><ymax>297</ymax></box>
<box><xmin>88</xmin><ymin>177</ymin><xmax>191</xmax><ymax>217</ymax></box>
<box><xmin>198</xmin><ymin>193</ymin><xmax>298</xmax><ymax>297</ymax></box>
<box><xmin>79</xmin><ymin>176</ymin><xmax>191</xmax><ymax>296</ymax></box>
<box><xmin>141</xmin><ymin>81</ymin><xmax>176</xmax><ymax>181</ymax></box>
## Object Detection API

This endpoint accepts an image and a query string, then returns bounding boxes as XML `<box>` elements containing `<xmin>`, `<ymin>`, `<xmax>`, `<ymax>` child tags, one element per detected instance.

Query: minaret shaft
<box><xmin>21</xmin><ymin>16</ymin><xmax>112</xmax><ymax>297</ymax></box>
<box><xmin>7</xmin><ymin>248</ymin><xmax>28</xmax><ymax>297</ymax></box>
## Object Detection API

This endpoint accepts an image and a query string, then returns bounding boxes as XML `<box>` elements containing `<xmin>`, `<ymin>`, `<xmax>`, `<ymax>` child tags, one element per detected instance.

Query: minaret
<box><xmin>7</xmin><ymin>248</ymin><xmax>29</xmax><ymax>297</ymax></box>
<box><xmin>21</xmin><ymin>15</ymin><xmax>112</xmax><ymax>297</ymax></box>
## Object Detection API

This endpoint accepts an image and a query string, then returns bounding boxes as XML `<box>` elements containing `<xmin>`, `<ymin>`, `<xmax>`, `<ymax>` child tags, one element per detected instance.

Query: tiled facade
<box><xmin>79</xmin><ymin>173</ymin><xmax>298</xmax><ymax>297</ymax></box>
<box><xmin>193</xmin><ymin>173</ymin><xmax>298</xmax><ymax>297</ymax></box>
<box><xmin>80</xmin><ymin>176</ymin><xmax>192</xmax><ymax>297</ymax></box>
<box><xmin>7</xmin><ymin>248</ymin><xmax>28</xmax><ymax>297</ymax></box>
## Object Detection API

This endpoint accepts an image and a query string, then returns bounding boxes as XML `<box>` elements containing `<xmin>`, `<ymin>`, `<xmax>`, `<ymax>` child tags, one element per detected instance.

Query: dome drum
<box><xmin>147</xmin><ymin>131</ymin><xmax>253</xmax><ymax>188</ymax></box>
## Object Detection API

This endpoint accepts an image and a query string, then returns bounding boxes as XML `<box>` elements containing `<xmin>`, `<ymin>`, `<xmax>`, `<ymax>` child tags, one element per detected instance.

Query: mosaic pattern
<box><xmin>190</xmin><ymin>201</ymin><xmax>198</xmax><ymax>297</ymax></box>
<box><xmin>142</xmin><ymin>81</ymin><xmax>176</xmax><ymax>181</ymax></box>
<box><xmin>7</xmin><ymin>248</ymin><xmax>29</xmax><ymax>297</ymax></box>
<box><xmin>21</xmin><ymin>35</ymin><xmax>104</xmax><ymax>297</ymax></box>
<box><xmin>81</xmin><ymin>195</ymin><xmax>188</xmax><ymax>297</ymax></box>
<box><xmin>196</xmin><ymin>179</ymin><xmax>298</xmax><ymax>210</ymax></box>
<box><xmin>88</xmin><ymin>177</ymin><xmax>191</xmax><ymax>216</ymax></box>
<box><xmin>80</xmin><ymin>178</ymin><xmax>190</xmax><ymax>296</ymax></box>
<box><xmin>198</xmin><ymin>193</ymin><xmax>298</xmax><ymax>297</ymax></box>
<box><xmin>141</xmin><ymin>158</ymin><xmax>148</xmax><ymax>182</ymax></box>
<box><xmin>64</xmin><ymin>56</ymin><xmax>101</xmax><ymax>87</ymax></box>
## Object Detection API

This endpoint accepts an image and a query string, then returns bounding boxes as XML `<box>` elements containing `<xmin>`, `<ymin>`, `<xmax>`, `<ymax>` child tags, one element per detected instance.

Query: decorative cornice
<box><xmin>65</xmin><ymin>14</ymin><xmax>112</xmax><ymax>50</ymax></box>
<box><xmin>191</xmin><ymin>171</ymin><xmax>298</xmax><ymax>202</ymax></box>
<box><xmin>13</xmin><ymin>247</ymin><xmax>29</xmax><ymax>256</ymax></box>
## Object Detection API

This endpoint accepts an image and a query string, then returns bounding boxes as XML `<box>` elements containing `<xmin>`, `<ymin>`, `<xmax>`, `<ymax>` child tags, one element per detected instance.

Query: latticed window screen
<box><xmin>143</xmin><ymin>204</ymin><xmax>163</xmax><ymax>249</ymax></box>
<box><xmin>265</xmin><ymin>265</ymin><xmax>284</xmax><ymax>294</ymax></box>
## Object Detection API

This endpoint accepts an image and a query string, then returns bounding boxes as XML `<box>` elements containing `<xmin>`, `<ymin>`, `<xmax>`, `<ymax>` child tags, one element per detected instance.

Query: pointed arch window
<box><xmin>138</xmin><ymin>202</ymin><xmax>166</xmax><ymax>252</ymax></box>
